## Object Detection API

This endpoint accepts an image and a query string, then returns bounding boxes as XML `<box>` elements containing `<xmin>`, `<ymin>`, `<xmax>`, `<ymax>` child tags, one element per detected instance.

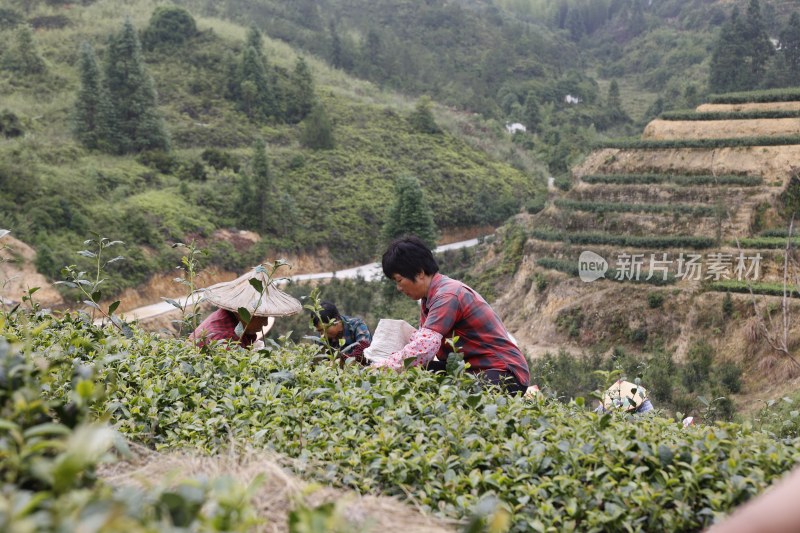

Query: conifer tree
<box><xmin>73</xmin><ymin>42</ymin><xmax>107</xmax><ymax>150</ymax></box>
<box><xmin>104</xmin><ymin>18</ymin><xmax>169</xmax><ymax>153</ymax></box>
<box><xmin>4</xmin><ymin>25</ymin><xmax>46</xmax><ymax>74</ymax></box>
<box><xmin>382</xmin><ymin>175</ymin><xmax>438</xmax><ymax>249</ymax></box>
<box><xmin>300</xmin><ymin>104</ymin><xmax>335</xmax><ymax>150</ymax></box>
<box><xmin>239</xmin><ymin>45</ymin><xmax>271</xmax><ymax>120</ymax></box>
<box><xmin>329</xmin><ymin>20</ymin><xmax>343</xmax><ymax>69</ymax></box>
<box><xmin>287</xmin><ymin>57</ymin><xmax>315</xmax><ymax>123</ymax></box>
<box><xmin>606</xmin><ymin>80</ymin><xmax>630</xmax><ymax>124</ymax></box>
<box><xmin>238</xmin><ymin>26</ymin><xmax>281</xmax><ymax>120</ymax></box>
<box><xmin>523</xmin><ymin>91</ymin><xmax>540</xmax><ymax>133</ymax></box>
<box><xmin>627</xmin><ymin>0</ymin><xmax>646</xmax><ymax>39</ymax></box>
<box><xmin>709</xmin><ymin>8</ymin><xmax>749</xmax><ymax>93</ymax></box>
<box><xmin>236</xmin><ymin>174</ymin><xmax>256</xmax><ymax>228</ymax></box>
<box><xmin>250</xmin><ymin>141</ymin><xmax>273</xmax><ymax>233</ymax></box>
<box><xmin>779</xmin><ymin>12</ymin><xmax>800</xmax><ymax>85</ymax></box>
<box><xmin>742</xmin><ymin>0</ymin><xmax>774</xmax><ymax>85</ymax></box>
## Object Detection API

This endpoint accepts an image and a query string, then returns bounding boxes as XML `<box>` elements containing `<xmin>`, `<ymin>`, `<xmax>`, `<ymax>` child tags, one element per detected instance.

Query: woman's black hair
<box><xmin>311</xmin><ymin>301</ymin><xmax>341</xmax><ymax>326</ymax></box>
<box><xmin>381</xmin><ymin>235</ymin><xmax>439</xmax><ymax>280</ymax></box>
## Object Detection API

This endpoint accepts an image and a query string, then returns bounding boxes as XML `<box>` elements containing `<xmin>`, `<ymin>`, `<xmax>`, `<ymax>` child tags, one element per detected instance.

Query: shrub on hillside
<box><xmin>142</xmin><ymin>6</ymin><xmax>198</xmax><ymax>50</ymax></box>
<box><xmin>0</xmin><ymin>109</ymin><xmax>23</xmax><ymax>138</ymax></box>
<box><xmin>201</xmin><ymin>148</ymin><xmax>241</xmax><ymax>172</ymax></box>
<box><xmin>137</xmin><ymin>150</ymin><xmax>180</xmax><ymax>174</ymax></box>
<box><xmin>0</xmin><ymin>8</ymin><xmax>22</xmax><ymax>29</ymax></box>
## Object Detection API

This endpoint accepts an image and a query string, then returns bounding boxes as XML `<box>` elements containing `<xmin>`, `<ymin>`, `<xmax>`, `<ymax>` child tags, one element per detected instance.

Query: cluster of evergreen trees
<box><xmin>74</xmin><ymin>19</ymin><xmax>169</xmax><ymax>154</ymax></box>
<box><xmin>709</xmin><ymin>0</ymin><xmax>800</xmax><ymax>93</ymax></box>
<box><xmin>225</xmin><ymin>26</ymin><xmax>316</xmax><ymax>125</ymax></box>
<box><xmin>74</xmin><ymin>9</ymin><xmax>324</xmax><ymax>155</ymax></box>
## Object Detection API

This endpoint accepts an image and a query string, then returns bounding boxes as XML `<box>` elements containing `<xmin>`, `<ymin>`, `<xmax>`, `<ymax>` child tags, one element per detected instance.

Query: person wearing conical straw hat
<box><xmin>189</xmin><ymin>264</ymin><xmax>302</xmax><ymax>348</ymax></box>
<box><xmin>594</xmin><ymin>379</ymin><xmax>654</xmax><ymax>414</ymax></box>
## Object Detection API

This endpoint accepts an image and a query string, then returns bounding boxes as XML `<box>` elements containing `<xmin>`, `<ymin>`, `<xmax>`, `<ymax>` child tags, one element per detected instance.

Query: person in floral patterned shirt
<box><xmin>374</xmin><ymin>235</ymin><xmax>530</xmax><ymax>394</ymax></box>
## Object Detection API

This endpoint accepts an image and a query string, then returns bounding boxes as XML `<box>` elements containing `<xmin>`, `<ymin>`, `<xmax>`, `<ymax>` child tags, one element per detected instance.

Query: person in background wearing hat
<box><xmin>189</xmin><ymin>308</ymin><xmax>271</xmax><ymax>348</ymax></box>
<box><xmin>312</xmin><ymin>301</ymin><xmax>372</xmax><ymax>365</ymax></box>
<box><xmin>594</xmin><ymin>379</ymin><xmax>654</xmax><ymax>415</ymax></box>
<box><xmin>189</xmin><ymin>265</ymin><xmax>302</xmax><ymax>348</ymax></box>
<box><xmin>374</xmin><ymin>235</ymin><xmax>530</xmax><ymax>394</ymax></box>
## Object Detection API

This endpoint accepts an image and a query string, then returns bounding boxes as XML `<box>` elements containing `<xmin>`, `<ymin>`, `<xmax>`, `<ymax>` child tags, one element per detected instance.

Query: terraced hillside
<box><xmin>489</xmin><ymin>90</ymin><xmax>800</xmax><ymax>396</ymax></box>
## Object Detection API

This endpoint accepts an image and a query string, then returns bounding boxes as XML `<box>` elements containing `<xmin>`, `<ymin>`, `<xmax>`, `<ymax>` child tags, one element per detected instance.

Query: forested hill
<box><xmin>0</xmin><ymin>0</ymin><xmax>542</xmax><ymax>301</ymax></box>
<box><xmin>173</xmin><ymin>0</ymin><xmax>800</xmax><ymax>174</ymax></box>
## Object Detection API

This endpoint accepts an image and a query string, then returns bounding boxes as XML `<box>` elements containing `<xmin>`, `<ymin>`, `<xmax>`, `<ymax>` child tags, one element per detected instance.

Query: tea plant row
<box><xmin>554</xmin><ymin>199</ymin><xmax>715</xmax><ymax>217</ymax></box>
<box><xmin>5</xmin><ymin>310</ymin><xmax>799</xmax><ymax>531</ymax></box>
<box><xmin>580</xmin><ymin>174</ymin><xmax>762</xmax><ymax>187</ymax></box>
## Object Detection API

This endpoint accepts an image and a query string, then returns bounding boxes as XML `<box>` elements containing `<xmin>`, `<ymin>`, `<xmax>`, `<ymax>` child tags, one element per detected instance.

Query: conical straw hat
<box><xmin>602</xmin><ymin>380</ymin><xmax>648</xmax><ymax>412</ymax></box>
<box><xmin>200</xmin><ymin>266</ymin><xmax>302</xmax><ymax>317</ymax></box>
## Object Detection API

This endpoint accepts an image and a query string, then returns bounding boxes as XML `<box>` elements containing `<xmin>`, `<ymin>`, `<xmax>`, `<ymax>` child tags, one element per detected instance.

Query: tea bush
<box><xmin>596</xmin><ymin>136</ymin><xmax>800</xmax><ymax>149</ymax></box>
<box><xmin>709</xmin><ymin>280</ymin><xmax>800</xmax><ymax>298</ymax></box>
<box><xmin>0</xmin><ymin>314</ymin><xmax>260</xmax><ymax>531</ymax></box>
<box><xmin>581</xmin><ymin>174</ymin><xmax>762</xmax><ymax>186</ymax></box>
<box><xmin>536</xmin><ymin>257</ymin><xmax>676</xmax><ymax>286</ymax></box>
<box><xmin>660</xmin><ymin>109</ymin><xmax>800</xmax><ymax>121</ymax></box>
<box><xmin>708</xmin><ymin>88</ymin><xmax>800</xmax><ymax>104</ymax></box>
<box><xmin>555</xmin><ymin>199</ymin><xmax>715</xmax><ymax>217</ymax></box>
<box><xmin>531</xmin><ymin>229</ymin><xmax>715</xmax><ymax>249</ymax></box>
<box><xmin>6</xmin><ymin>310</ymin><xmax>799</xmax><ymax>531</ymax></box>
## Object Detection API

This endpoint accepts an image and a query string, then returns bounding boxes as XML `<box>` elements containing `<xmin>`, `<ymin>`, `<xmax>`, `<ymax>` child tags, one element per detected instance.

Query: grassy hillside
<box><xmin>0</xmin><ymin>0</ymin><xmax>543</xmax><ymax>299</ymax></box>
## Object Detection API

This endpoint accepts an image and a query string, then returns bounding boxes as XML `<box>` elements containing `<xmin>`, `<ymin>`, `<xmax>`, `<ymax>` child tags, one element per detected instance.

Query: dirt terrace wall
<box><xmin>574</xmin><ymin>146</ymin><xmax>800</xmax><ymax>185</ymax></box>
<box><xmin>643</xmin><ymin>118</ymin><xmax>800</xmax><ymax>140</ymax></box>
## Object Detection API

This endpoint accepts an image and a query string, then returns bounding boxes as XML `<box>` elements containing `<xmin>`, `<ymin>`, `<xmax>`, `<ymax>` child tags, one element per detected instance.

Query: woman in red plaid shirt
<box><xmin>375</xmin><ymin>235</ymin><xmax>530</xmax><ymax>394</ymax></box>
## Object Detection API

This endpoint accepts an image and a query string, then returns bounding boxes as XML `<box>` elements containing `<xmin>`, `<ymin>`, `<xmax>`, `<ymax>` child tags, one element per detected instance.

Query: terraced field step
<box><xmin>596</xmin><ymin>135</ymin><xmax>800</xmax><ymax>149</ymax></box>
<box><xmin>709</xmin><ymin>280</ymin><xmax>800</xmax><ymax>298</ymax></box>
<box><xmin>733</xmin><ymin>236</ymin><xmax>800</xmax><ymax>249</ymax></box>
<box><xmin>661</xmin><ymin>109</ymin><xmax>800</xmax><ymax>120</ymax></box>
<box><xmin>660</xmin><ymin>110</ymin><xmax>800</xmax><ymax>121</ymax></box>
<box><xmin>536</xmin><ymin>257</ymin><xmax>675</xmax><ymax>285</ymax></box>
<box><xmin>708</xmin><ymin>88</ymin><xmax>800</xmax><ymax>104</ymax></box>
<box><xmin>580</xmin><ymin>174</ymin><xmax>763</xmax><ymax>186</ymax></box>
<box><xmin>555</xmin><ymin>199</ymin><xmax>716</xmax><ymax>216</ymax></box>
<box><xmin>570</xmin><ymin>185</ymin><xmax>754</xmax><ymax>205</ymax></box>
<box><xmin>530</xmin><ymin>229</ymin><xmax>715</xmax><ymax>249</ymax></box>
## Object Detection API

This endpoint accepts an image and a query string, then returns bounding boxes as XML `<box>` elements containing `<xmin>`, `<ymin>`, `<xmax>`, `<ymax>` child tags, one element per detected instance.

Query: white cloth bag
<box><xmin>363</xmin><ymin>319</ymin><xmax>417</xmax><ymax>364</ymax></box>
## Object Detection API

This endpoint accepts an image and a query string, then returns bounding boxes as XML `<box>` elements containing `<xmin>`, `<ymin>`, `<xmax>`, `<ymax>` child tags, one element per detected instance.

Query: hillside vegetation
<box><xmin>0</xmin><ymin>0</ymin><xmax>542</xmax><ymax>303</ymax></box>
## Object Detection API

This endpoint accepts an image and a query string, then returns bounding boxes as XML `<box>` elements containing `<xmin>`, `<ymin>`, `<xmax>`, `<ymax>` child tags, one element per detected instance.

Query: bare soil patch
<box><xmin>0</xmin><ymin>235</ymin><xmax>63</xmax><ymax>307</ymax></box>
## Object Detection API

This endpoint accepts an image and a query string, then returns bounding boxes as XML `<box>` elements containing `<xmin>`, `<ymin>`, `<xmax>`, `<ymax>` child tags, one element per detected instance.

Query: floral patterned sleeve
<box><xmin>374</xmin><ymin>327</ymin><xmax>443</xmax><ymax>372</ymax></box>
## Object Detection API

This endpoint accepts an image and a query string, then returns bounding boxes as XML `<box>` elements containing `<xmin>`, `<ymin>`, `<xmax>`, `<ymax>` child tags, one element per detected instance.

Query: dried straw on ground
<box><xmin>99</xmin><ymin>443</ymin><xmax>456</xmax><ymax>533</ymax></box>
<box><xmin>200</xmin><ymin>267</ymin><xmax>303</xmax><ymax>317</ymax></box>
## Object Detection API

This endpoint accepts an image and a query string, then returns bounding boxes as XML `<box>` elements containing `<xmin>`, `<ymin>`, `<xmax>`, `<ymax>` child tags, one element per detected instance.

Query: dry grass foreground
<box><xmin>99</xmin><ymin>444</ymin><xmax>456</xmax><ymax>533</ymax></box>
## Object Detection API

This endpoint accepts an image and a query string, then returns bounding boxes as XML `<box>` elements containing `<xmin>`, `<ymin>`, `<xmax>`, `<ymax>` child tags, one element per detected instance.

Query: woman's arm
<box><xmin>707</xmin><ymin>467</ymin><xmax>800</xmax><ymax>533</ymax></box>
<box><xmin>372</xmin><ymin>327</ymin><xmax>443</xmax><ymax>372</ymax></box>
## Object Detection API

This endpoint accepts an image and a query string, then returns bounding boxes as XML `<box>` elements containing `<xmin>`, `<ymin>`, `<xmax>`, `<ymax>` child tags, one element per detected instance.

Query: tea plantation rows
<box><xmin>3</xmin><ymin>309</ymin><xmax>799</xmax><ymax>531</ymax></box>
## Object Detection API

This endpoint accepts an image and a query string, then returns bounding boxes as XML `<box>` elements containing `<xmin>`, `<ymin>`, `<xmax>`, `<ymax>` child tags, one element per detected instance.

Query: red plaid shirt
<box><xmin>421</xmin><ymin>274</ymin><xmax>530</xmax><ymax>386</ymax></box>
<box><xmin>189</xmin><ymin>309</ymin><xmax>256</xmax><ymax>348</ymax></box>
